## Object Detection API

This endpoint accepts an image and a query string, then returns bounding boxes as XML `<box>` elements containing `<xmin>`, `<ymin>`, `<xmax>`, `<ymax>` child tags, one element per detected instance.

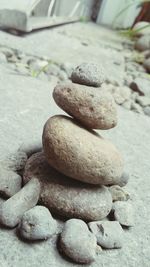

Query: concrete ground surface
<box><xmin>0</xmin><ymin>22</ymin><xmax>150</xmax><ymax>267</ymax></box>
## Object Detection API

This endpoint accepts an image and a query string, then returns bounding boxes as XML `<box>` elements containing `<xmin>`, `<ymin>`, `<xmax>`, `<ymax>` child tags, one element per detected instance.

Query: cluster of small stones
<box><xmin>0</xmin><ymin>45</ymin><xmax>71</xmax><ymax>82</ymax></box>
<box><xmin>0</xmin><ymin>63</ymin><xmax>134</xmax><ymax>264</ymax></box>
<box><xmin>122</xmin><ymin>21</ymin><xmax>150</xmax><ymax>116</ymax></box>
<box><xmin>1</xmin><ymin>42</ymin><xmax>150</xmax><ymax>117</ymax></box>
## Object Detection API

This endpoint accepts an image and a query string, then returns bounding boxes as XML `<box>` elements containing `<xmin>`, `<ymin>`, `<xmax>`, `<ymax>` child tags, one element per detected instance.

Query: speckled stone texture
<box><xmin>19</xmin><ymin>206</ymin><xmax>57</xmax><ymax>240</ymax></box>
<box><xmin>23</xmin><ymin>152</ymin><xmax>112</xmax><ymax>221</ymax></box>
<box><xmin>42</xmin><ymin>115</ymin><xmax>124</xmax><ymax>185</ymax></box>
<box><xmin>71</xmin><ymin>63</ymin><xmax>105</xmax><ymax>87</ymax></box>
<box><xmin>53</xmin><ymin>82</ymin><xmax>117</xmax><ymax>130</ymax></box>
<box><xmin>60</xmin><ymin>219</ymin><xmax>97</xmax><ymax>264</ymax></box>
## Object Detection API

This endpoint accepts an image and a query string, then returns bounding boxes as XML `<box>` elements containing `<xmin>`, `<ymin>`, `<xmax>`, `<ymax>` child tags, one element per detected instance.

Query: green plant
<box><xmin>79</xmin><ymin>16</ymin><xmax>89</xmax><ymax>22</ymax></box>
<box><xmin>113</xmin><ymin>0</ymin><xmax>150</xmax><ymax>26</ymax></box>
<box><xmin>132</xmin><ymin>52</ymin><xmax>145</xmax><ymax>63</ymax></box>
<box><xmin>30</xmin><ymin>60</ymin><xmax>59</xmax><ymax>78</ymax></box>
<box><xmin>119</xmin><ymin>24</ymin><xmax>150</xmax><ymax>39</ymax></box>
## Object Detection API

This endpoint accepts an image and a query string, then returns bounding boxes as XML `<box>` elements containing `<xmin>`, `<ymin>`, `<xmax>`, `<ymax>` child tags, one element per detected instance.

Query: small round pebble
<box><xmin>88</xmin><ymin>221</ymin><xmax>124</xmax><ymax>249</ymax></box>
<box><xmin>118</xmin><ymin>172</ymin><xmax>129</xmax><ymax>187</ymax></box>
<box><xmin>0</xmin><ymin>169</ymin><xmax>22</xmax><ymax>198</ymax></box>
<box><xmin>71</xmin><ymin>63</ymin><xmax>105</xmax><ymax>87</ymax></box>
<box><xmin>19</xmin><ymin>206</ymin><xmax>57</xmax><ymax>240</ymax></box>
<box><xmin>112</xmin><ymin>201</ymin><xmax>134</xmax><ymax>227</ymax></box>
<box><xmin>60</xmin><ymin>219</ymin><xmax>97</xmax><ymax>264</ymax></box>
<box><xmin>135</xmin><ymin>35</ymin><xmax>150</xmax><ymax>52</ymax></box>
<box><xmin>109</xmin><ymin>185</ymin><xmax>130</xmax><ymax>202</ymax></box>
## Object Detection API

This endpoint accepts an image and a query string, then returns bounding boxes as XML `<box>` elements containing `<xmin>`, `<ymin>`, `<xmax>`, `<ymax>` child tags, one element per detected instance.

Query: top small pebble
<box><xmin>71</xmin><ymin>63</ymin><xmax>105</xmax><ymax>87</ymax></box>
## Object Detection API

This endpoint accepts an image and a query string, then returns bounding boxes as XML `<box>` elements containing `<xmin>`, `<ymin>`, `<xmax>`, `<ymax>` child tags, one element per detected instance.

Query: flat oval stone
<box><xmin>60</xmin><ymin>219</ymin><xmax>97</xmax><ymax>264</ymax></box>
<box><xmin>88</xmin><ymin>221</ymin><xmax>124</xmax><ymax>249</ymax></box>
<box><xmin>23</xmin><ymin>152</ymin><xmax>112</xmax><ymax>221</ymax></box>
<box><xmin>71</xmin><ymin>63</ymin><xmax>105</xmax><ymax>87</ymax></box>
<box><xmin>19</xmin><ymin>206</ymin><xmax>57</xmax><ymax>240</ymax></box>
<box><xmin>53</xmin><ymin>82</ymin><xmax>117</xmax><ymax>130</ymax></box>
<box><xmin>42</xmin><ymin>115</ymin><xmax>124</xmax><ymax>185</ymax></box>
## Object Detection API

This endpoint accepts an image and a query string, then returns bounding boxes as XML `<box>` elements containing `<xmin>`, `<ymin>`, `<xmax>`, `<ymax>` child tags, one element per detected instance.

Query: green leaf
<box><xmin>113</xmin><ymin>0</ymin><xmax>150</xmax><ymax>27</ymax></box>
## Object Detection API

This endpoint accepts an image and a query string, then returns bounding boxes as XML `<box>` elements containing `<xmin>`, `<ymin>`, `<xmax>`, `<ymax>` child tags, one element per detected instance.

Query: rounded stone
<box><xmin>88</xmin><ymin>221</ymin><xmax>124</xmax><ymax>249</ymax></box>
<box><xmin>71</xmin><ymin>63</ymin><xmax>105</xmax><ymax>87</ymax></box>
<box><xmin>59</xmin><ymin>219</ymin><xmax>97</xmax><ymax>264</ymax></box>
<box><xmin>133</xmin><ymin>21</ymin><xmax>150</xmax><ymax>36</ymax></box>
<box><xmin>143</xmin><ymin>57</ymin><xmax>150</xmax><ymax>73</ymax></box>
<box><xmin>108</xmin><ymin>185</ymin><xmax>130</xmax><ymax>202</ymax></box>
<box><xmin>42</xmin><ymin>115</ymin><xmax>124</xmax><ymax>185</ymax></box>
<box><xmin>23</xmin><ymin>152</ymin><xmax>112</xmax><ymax>221</ymax></box>
<box><xmin>112</xmin><ymin>201</ymin><xmax>134</xmax><ymax>227</ymax></box>
<box><xmin>135</xmin><ymin>35</ymin><xmax>150</xmax><ymax>52</ymax></box>
<box><xmin>19</xmin><ymin>206</ymin><xmax>57</xmax><ymax>240</ymax></box>
<box><xmin>53</xmin><ymin>82</ymin><xmax>117</xmax><ymax>130</ymax></box>
<box><xmin>0</xmin><ymin>169</ymin><xmax>22</xmax><ymax>198</ymax></box>
<box><xmin>144</xmin><ymin>106</ymin><xmax>150</xmax><ymax>116</ymax></box>
<box><xmin>110</xmin><ymin>86</ymin><xmax>131</xmax><ymax>105</ymax></box>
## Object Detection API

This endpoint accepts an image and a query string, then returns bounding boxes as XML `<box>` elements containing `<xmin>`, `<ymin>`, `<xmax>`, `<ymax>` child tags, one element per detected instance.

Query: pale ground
<box><xmin>0</xmin><ymin>22</ymin><xmax>150</xmax><ymax>267</ymax></box>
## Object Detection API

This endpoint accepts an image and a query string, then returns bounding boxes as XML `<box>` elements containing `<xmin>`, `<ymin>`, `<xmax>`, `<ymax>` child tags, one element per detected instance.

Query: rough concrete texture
<box><xmin>0</xmin><ymin>22</ymin><xmax>149</xmax><ymax>266</ymax></box>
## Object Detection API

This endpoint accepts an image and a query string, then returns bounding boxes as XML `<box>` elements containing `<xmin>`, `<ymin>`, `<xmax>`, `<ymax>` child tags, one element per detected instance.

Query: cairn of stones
<box><xmin>0</xmin><ymin>63</ymin><xmax>134</xmax><ymax>264</ymax></box>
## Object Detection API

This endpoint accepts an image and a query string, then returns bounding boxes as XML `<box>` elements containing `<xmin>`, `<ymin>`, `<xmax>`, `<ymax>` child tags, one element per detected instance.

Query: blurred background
<box><xmin>0</xmin><ymin>0</ymin><xmax>150</xmax><ymax>32</ymax></box>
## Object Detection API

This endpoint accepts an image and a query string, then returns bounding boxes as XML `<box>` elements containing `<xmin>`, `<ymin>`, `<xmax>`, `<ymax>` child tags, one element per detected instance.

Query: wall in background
<box><xmin>97</xmin><ymin>0</ymin><xmax>141</xmax><ymax>29</ymax></box>
<box><xmin>33</xmin><ymin>0</ymin><xmax>94</xmax><ymax>18</ymax></box>
<box><xmin>53</xmin><ymin>0</ymin><xmax>93</xmax><ymax>18</ymax></box>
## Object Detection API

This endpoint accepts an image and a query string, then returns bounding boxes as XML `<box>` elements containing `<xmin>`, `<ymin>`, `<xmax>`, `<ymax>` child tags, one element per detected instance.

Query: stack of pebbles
<box><xmin>0</xmin><ymin>63</ymin><xmax>134</xmax><ymax>265</ymax></box>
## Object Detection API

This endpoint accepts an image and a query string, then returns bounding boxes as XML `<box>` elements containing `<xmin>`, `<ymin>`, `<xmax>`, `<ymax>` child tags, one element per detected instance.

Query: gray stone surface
<box><xmin>60</xmin><ymin>219</ymin><xmax>97</xmax><ymax>264</ymax></box>
<box><xmin>0</xmin><ymin>151</ymin><xmax>27</xmax><ymax>171</ymax></box>
<box><xmin>0</xmin><ymin>169</ymin><xmax>22</xmax><ymax>198</ymax></box>
<box><xmin>19</xmin><ymin>205</ymin><xmax>57</xmax><ymax>240</ymax></box>
<box><xmin>133</xmin><ymin>21</ymin><xmax>150</xmax><ymax>36</ymax></box>
<box><xmin>0</xmin><ymin>22</ymin><xmax>149</xmax><ymax>267</ymax></box>
<box><xmin>53</xmin><ymin>82</ymin><xmax>117</xmax><ymax>130</ymax></box>
<box><xmin>109</xmin><ymin>185</ymin><xmax>130</xmax><ymax>202</ymax></box>
<box><xmin>117</xmin><ymin>171</ymin><xmax>130</xmax><ymax>187</ymax></box>
<box><xmin>110</xmin><ymin>86</ymin><xmax>131</xmax><ymax>105</ymax></box>
<box><xmin>135</xmin><ymin>35</ymin><xmax>150</xmax><ymax>51</ymax></box>
<box><xmin>42</xmin><ymin>115</ymin><xmax>123</xmax><ymax>185</ymax></box>
<box><xmin>0</xmin><ymin>178</ymin><xmax>40</xmax><ymax>227</ymax></box>
<box><xmin>136</xmin><ymin>95</ymin><xmax>150</xmax><ymax>107</ymax></box>
<box><xmin>112</xmin><ymin>201</ymin><xmax>134</xmax><ymax>227</ymax></box>
<box><xmin>88</xmin><ymin>221</ymin><xmax>124</xmax><ymax>249</ymax></box>
<box><xmin>23</xmin><ymin>152</ymin><xmax>112</xmax><ymax>221</ymax></box>
<box><xmin>131</xmin><ymin>102</ymin><xmax>143</xmax><ymax>114</ymax></box>
<box><xmin>144</xmin><ymin>106</ymin><xmax>150</xmax><ymax>116</ymax></box>
<box><xmin>143</xmin><ymin>57</ymin><xmax>150</xmax><ymax>73</ymax></box>
<box><xmin>0</xmin><ymin>22</ymin><xmax>125</xmax><ymax>70</ymax></box>
<box><xmin>130</xmin><ymin>77</ymin><xmax>150</xmax><ymax>97</ymax></box>
<box><xmin>71</xmin><ymin>62</ymin><xmax>105</xmax><ymax>87</ymax></box>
